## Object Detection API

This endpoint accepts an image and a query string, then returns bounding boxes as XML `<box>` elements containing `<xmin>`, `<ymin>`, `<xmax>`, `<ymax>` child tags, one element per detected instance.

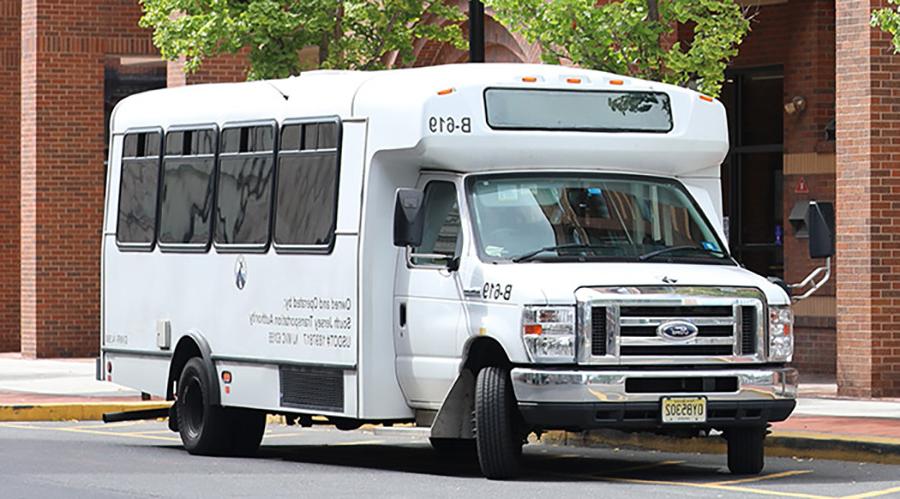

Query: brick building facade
<box><xmin>0</xmin><ymin>0</ymin><xmax>897</xmax><ymax>396</ymax></box>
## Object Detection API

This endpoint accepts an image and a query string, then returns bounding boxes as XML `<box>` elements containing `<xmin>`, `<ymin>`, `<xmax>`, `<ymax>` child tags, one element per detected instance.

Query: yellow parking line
<box><xmin>712</xmin><ymin>469</ymin><xmax>813</xmax><ymax>486</ymax></box>
<box><xmin>606</xmin><ymin>476</ymin><xmax>835</xmax><ymax>499</ymax></box>
<box><xmin>1</xmin><ymin>422</ymin><xmax>180</xmax><ymax>442</ymax></box>
<box><xmin>840</xmin><ymin>486</ymin><xmax>900</xmax><ymax>499</ymax></box>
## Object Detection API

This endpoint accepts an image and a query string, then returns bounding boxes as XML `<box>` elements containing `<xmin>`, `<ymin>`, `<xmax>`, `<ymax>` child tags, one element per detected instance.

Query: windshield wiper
<box><xmin>638</xmin><ymin>245</ymin><xmax>725</xmax><ymax>262</ymax></box>
<box><xmin>512</xmin><ymin>243</ymin><xmax>616</xmax><ymax>263</ymax></box>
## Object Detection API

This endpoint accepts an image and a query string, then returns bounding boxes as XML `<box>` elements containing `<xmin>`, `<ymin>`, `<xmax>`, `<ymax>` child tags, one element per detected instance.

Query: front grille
<box><xmin>279</xmin><ymin>365</ymin><xmax>344</xmax><ymax>412</ymax></box>
<box><xmin>591</xmin><ymin>307</ymin><xmax>607</xmax><ymax>356</ymax></box>
<box><xmin>620</xmin><ymin>345</ymin><xmax>734</xmax><ymax>356</ymax></box>
<box><xmin>619</xmin><ymin>306</ymin><xmax>732</xmax><ymax>317</ymax></box>
<box><xmin>617</xmin><ymin>304</ymin><xmax>735</xmax><ymax>357</ymax></box>
<box><xmin>741</xmin><ymin>306</ymin><xmax>757</xmax><ymax>354</ymax></box>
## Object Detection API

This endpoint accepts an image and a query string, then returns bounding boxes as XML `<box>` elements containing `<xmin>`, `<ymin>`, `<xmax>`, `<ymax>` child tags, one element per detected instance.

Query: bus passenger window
<box><xmin>117</xmin><ymin>130</ymin><xmax>161</xmax><ymax>247</ymax></box>
<box><xmin>274</xmin><ymin>121</ymin><xmax>340</xmax><ymax>249</ymax></box>
<box><xmin>158</xmin><ymin>128</ymin><xmax>217</xmax><ymax>247</ymax></box>
<box><xmin>411</xmin><ymin>181</ymin><xmax>461</xmax><ymax>266</ymax></box>
<box><xmin>215</xmin><ymin>124</ymin><xmax>276</xmax><ymax>247</ymax></box>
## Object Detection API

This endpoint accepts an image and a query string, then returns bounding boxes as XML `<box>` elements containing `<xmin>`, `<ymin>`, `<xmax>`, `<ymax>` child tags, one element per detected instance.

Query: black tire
<box><xmin>227</xmin><ymin>408</ymin><xmax>266</xmax><ymax>456</ymax></box>
<box><xmin>727</xmin><ymin>426</ymin><xmax>766</xmax><ymax>475</ymax></box>
<box><xmin>429</xmin><ymin>437</ymin><xmax>477</xmax><ymax>456</ymax></box>
<box><xmin>176</xmin><ymin>358</ymin><xmax>231</xmax><ymax>455</ymax></box>
<box><xmin>474</xmin><ymin>367</ymin><xmax>523</xmax><ymax>479</ymax></box>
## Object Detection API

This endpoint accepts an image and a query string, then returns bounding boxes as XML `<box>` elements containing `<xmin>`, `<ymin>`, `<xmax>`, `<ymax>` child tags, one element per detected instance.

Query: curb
<box><xmin>541</xmin><ymin>429</ymin><xmax>900</xmax><ymax>465</ymax></box>
<box><xmin>0</xmin><ymin>402</ymin><xmax>171</xmax><ymax>422</ymax></box>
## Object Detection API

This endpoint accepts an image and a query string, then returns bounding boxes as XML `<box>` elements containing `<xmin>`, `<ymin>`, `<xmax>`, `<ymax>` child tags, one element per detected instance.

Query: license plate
<box><xmin>661</xmin><ymin>396</ymin><xmax>707</xmax><ymax>424</ymax></box>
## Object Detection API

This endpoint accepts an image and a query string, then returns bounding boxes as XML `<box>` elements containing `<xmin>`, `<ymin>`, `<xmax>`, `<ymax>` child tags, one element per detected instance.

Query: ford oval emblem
<box><xmin>657</xmin><ymin>321</ymin><xmax>699</xmax><ymax>340</ymax></box>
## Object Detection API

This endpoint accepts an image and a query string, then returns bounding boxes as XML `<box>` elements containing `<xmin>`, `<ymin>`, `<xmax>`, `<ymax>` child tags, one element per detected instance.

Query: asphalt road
<box><xmin>1</xmin><ymin>421</ymin><xmax>898</xmax><ymax>498</ymax></box>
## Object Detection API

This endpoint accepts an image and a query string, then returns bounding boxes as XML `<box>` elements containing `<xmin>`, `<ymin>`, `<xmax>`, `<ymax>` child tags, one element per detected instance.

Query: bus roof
<box><xmin>111</xmin><ymin>64</ymin><xmax>728</xmax><ymax>176</ymax></box>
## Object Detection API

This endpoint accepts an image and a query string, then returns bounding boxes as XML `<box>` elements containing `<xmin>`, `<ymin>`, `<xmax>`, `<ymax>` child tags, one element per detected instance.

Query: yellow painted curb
<box><xmin>0</xmin><ymin>402</ymin><xmax>171</xmax><ymax>422</ymax></box>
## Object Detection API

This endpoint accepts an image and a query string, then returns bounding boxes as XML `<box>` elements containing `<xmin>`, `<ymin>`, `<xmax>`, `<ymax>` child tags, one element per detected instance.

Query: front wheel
<box><xmin>474</xmin><ymin>367</ymin><xmax>523</xmax><ymax>479</ymax></box>
<box><xmin>726</xmin><ymin>426</ymin><xmax>766</xmax><ymax>475</ymax></box>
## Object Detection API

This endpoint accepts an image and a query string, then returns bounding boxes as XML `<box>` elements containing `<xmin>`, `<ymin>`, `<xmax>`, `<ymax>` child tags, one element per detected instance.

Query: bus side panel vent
<box><xmin>279</xmin><ymin>365</ymin><xmax>344</xmax><ymax>412</ymax></box>
<box><xmin>741</xmin><ymin>306</ymin><xmax>757</xmax><ymax>355</ymax></box>
<box><xmin>591</xmin><ymin>307</ymin><xmax>607</xmax><ymax>356</ymax></box>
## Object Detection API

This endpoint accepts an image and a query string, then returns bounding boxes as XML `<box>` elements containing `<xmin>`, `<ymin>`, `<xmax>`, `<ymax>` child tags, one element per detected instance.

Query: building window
<box><xmin>158</xmin><ymin>127</ymin><xmax>217</xmax><ymax>248</ymax></box>
<box><xmin>215</xmin><ymin>123</ymin><xmax>277</xmax><ymax>248</ymax></box>
<box><xmin>116</xmin><ymin>130</ymin><xmax>162</xmax><ymax>248</ymax></box>
<box><xmin>274</xmin><ymin>120</ymin><xmax>341</xmax><ymax>250</ymax></box>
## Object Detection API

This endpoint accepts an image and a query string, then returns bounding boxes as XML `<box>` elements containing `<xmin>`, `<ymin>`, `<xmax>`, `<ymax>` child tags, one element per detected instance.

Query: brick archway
<box><xmin>412</xmin><ymin>5</ymin><xmax>540</xmax><ymax>66</ymax></box>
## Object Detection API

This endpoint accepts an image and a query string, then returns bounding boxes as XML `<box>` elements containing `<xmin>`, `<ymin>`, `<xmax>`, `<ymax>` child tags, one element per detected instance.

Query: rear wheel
<box><xmin>726</xmin><ymin>426</ymin><xmax>766</xmax><ymax>475</ymax></box>
<box><xmin>474</xmin><ymin>366</ymin><xmax>523</xmax><ymax>479</ymax></box>
<box><xmin>177</xmin><ymin>358</ymin><xmax>231</xmax><ymax>455</ymax></box>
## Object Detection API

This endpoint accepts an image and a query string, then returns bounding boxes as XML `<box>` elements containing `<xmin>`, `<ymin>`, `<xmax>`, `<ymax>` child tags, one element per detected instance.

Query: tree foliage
<box><xmin>482</xmin><ymin>0</ymin><xmax>750</xmax><ymax>97</ymax></box>
<box><xmin>872</xmin><ymin>0</ymin><xmax>900</xmax><ymax>53</ymax></box>
<box><xmin>139</xmin><ymin>0</ymin><xmax>468</xmax><ymax>80</ymax></box>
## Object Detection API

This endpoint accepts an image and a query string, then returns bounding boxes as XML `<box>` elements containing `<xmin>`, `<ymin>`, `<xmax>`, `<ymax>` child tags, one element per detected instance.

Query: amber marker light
<box><xmin>437</xmin><ymin>88</ymin><xmax>455</xmax><ymax>96</ymax></box>
<box><xmin>609</xmin><ymin>79</ymin><xmax>624</xmax><ymax>86</ymax></box>
<box><xmin>699</xmin><ymin>95</ymin><xmax>714</xmax><ymax>102</ymax></box>
<box><xmin>222</xmin><ymin>371</ymin><xmax>232</xmax><ymax>384</ymax></box>
<box><xmin>522</xmin><ymin>76</ymin><xmax>538</xmax><ymax>83</ymax></box>
<box><xmin>524</xmin><ymin>324</ymin><xmax>543</xmax><ymax>335</ymax></box>
<box><xmin>566</xmin><ymin>77</ymin><xmax>582</xmax><ymax>84</ymax></box>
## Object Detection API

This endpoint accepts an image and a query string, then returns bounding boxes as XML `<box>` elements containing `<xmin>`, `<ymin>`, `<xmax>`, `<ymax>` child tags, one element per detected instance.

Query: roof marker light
<box><xmin>522</xmin><ymin>76</ymin><xmax>538</xmax><ymax>83</ymax></box>
<box><xmin>566</xmin><ymin>77</ymin><xmax>582</xmax><ymax>84</ymax></box>
<box><xmin>437</xmin><ymin>88</ymin><xmax>455</xmax><ymax>96</ymax></box>
<box><xmin>609</xmin><ymin>79</ymin><xmax>624</xmax><ymax>85</ymax></box>
<box><xmin>700</xmin><ymin>95</ymin><xmax>714</xmax><ymax>102</ymax></box>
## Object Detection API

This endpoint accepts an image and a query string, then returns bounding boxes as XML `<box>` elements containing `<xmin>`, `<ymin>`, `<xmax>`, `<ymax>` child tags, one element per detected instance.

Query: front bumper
<box><xmin>511</xmin><ymin>366</ymin><xmax>797</xmax><ymax>430</ymax></box>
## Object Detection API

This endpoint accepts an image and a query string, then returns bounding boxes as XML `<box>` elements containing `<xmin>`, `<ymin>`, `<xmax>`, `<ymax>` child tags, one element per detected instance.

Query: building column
<box><xmin>835</xmin><ymin>0</ymin><xmax>900</xmax><ymax>397</ymax></box>
<box><xmin>0</xmin><ymin>0</ymin><xmax>20</xmax><ymax>352</ymax></box>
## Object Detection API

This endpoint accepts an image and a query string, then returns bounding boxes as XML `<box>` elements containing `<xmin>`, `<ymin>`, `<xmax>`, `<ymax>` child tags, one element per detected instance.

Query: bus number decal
<box><xmin>482</xmin><ymin>282</ymin><xmax>512</xmax><ymax>301</ymax></box>
<box><xmin>428</xmin><ymin>116</ymin><xmax>471</xmax><ymax>134</ymax></box>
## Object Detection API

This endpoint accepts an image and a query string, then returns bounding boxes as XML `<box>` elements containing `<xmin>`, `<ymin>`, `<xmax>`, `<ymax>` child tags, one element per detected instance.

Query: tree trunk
<box><xmin>647</xmin><ymin>0</ymin><xmax>660</xmax><ymax>23</ymax></box>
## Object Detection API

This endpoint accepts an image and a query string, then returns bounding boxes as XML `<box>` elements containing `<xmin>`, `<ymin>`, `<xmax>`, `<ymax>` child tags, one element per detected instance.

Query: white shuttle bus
<box><xmin>102</xmin><ymin>64</ymin><xmax>832</xmax><ymax>479</ymax></box>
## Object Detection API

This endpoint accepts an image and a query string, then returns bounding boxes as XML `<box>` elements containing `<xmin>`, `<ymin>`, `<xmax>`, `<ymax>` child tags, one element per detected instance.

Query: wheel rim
<box><xmin>182</xmin><ymin>377</ymin><xmax>205</xmax><ymax>439</ymax></box>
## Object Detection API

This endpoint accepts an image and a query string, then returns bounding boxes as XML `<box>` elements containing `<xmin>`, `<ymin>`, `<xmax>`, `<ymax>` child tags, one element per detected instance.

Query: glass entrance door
<box><xmin>720</xmin><ymin>67</ymin><xmax>784</xmax><ymax>278</ymax></box>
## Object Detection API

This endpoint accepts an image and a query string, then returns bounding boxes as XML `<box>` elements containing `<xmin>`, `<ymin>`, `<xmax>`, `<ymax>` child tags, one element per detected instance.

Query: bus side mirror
<box><xmin>393</xmin><ymin>188</ymin><xmax>425</xmax><ymax>247</ymax></box>
<box><xmin>807</xmin><ymin>201</ymin><xmax>834</xmax><ymax>259</ymax></box>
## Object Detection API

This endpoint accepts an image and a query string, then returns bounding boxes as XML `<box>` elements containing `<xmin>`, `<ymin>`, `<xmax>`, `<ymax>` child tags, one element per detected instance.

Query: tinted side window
<box><xmin>215</xmin><ymin>124</ymin><xmax>276</xmax><ymax>246</ymax></box>
<box><xmin>411</xmin><ymin>181</ymin><xmax>461</xmax><ymax>265</ymax></box>
<box><xmin>274</xmin><ymin>120</ymin><xmax>340</xmax><ymax>248</ymax></box>
<box><xmin>158</xmin><ymin>128</ymin><xmax>217</xmax><ymax>247</ymax></box>
<box><xmin>117</xmin><ymin>131</ymin><xmax>161</xmax><ymax>246</ymax></box>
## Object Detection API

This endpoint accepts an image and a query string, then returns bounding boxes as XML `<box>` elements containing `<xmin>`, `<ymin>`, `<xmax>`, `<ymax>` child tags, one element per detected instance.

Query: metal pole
<box><xmin>469</xmin><ymin>0</ymin><xmax>485</xmax><ymax>63</ymax></box>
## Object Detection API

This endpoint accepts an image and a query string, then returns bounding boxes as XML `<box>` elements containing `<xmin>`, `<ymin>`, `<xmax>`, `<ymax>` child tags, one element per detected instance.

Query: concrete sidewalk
<box><xmin>0</xmin><ymin>354</ymin><xmax>898</xmax><ymax>463</ymax></box>
<box><xmin>0</xmin><ymin>354</ymin><xmax>167</xmax><ymax>420</ymax></box>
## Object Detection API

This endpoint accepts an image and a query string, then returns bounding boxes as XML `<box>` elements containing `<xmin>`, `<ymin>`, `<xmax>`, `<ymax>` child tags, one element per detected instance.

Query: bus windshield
<box><xmin>465</xmin><ymin>174</ymin><xmax>731</xmax><ymax>264</ymax></box>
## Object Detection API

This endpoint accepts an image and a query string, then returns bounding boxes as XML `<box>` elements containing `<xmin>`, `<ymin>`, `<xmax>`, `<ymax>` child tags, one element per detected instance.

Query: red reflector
<box><xmin>524</xmin><ymin>324</ymin><xmax>543</xmax><ymax>335</ymax></box>
<box><xmin>225</xmin><ymin>386</ymin><xmax>231</xmax><ymax>394</ymax></box>
<box><xmin>106</xmin><ymin>375</ymin><xmax>111</xmax><ymax>382</ymax></box>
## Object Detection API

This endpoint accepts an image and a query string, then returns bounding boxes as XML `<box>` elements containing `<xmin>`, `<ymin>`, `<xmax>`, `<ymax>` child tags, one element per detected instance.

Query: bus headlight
<box><xmin>768</xmin><ymin>306</ymin><xmax>794</xmax><ymax>362</ymax></box>
<box><xmin>522</xmin><ymin>306</ymin><xmax>575</xmax><ymax>362</ymax></box>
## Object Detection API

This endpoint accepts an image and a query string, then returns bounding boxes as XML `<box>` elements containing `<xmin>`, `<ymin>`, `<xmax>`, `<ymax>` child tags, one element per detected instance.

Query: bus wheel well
<box><xmin>462</xmin><ymin>337</ymin><xmax>512</xmax><ymax>373</ymax></box>
<box><xmin>167</xmin><ymin>339</ymin><xmax>201</xmax><ymax>401</ymax></box>
<box><xmin>431</xmin><ymin>337</ymin><xmax>512</xmax><ymax>440</ymax></box>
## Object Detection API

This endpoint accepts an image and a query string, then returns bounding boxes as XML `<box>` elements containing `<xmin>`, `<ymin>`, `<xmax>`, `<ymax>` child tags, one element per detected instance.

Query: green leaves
<box><xmin>483</xmin><ymin>0</ymin><xmax>750</xmax><ymax>97</ymax></box>
<box><xmin>872</xmin><ymin>0</ymin><xmax>900</xmax><ymax>54</ymax></box>
<box><xmin>139</xmin><ymin>0</ymin><xmax>467</xmax><ymax>80</ymax></box>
